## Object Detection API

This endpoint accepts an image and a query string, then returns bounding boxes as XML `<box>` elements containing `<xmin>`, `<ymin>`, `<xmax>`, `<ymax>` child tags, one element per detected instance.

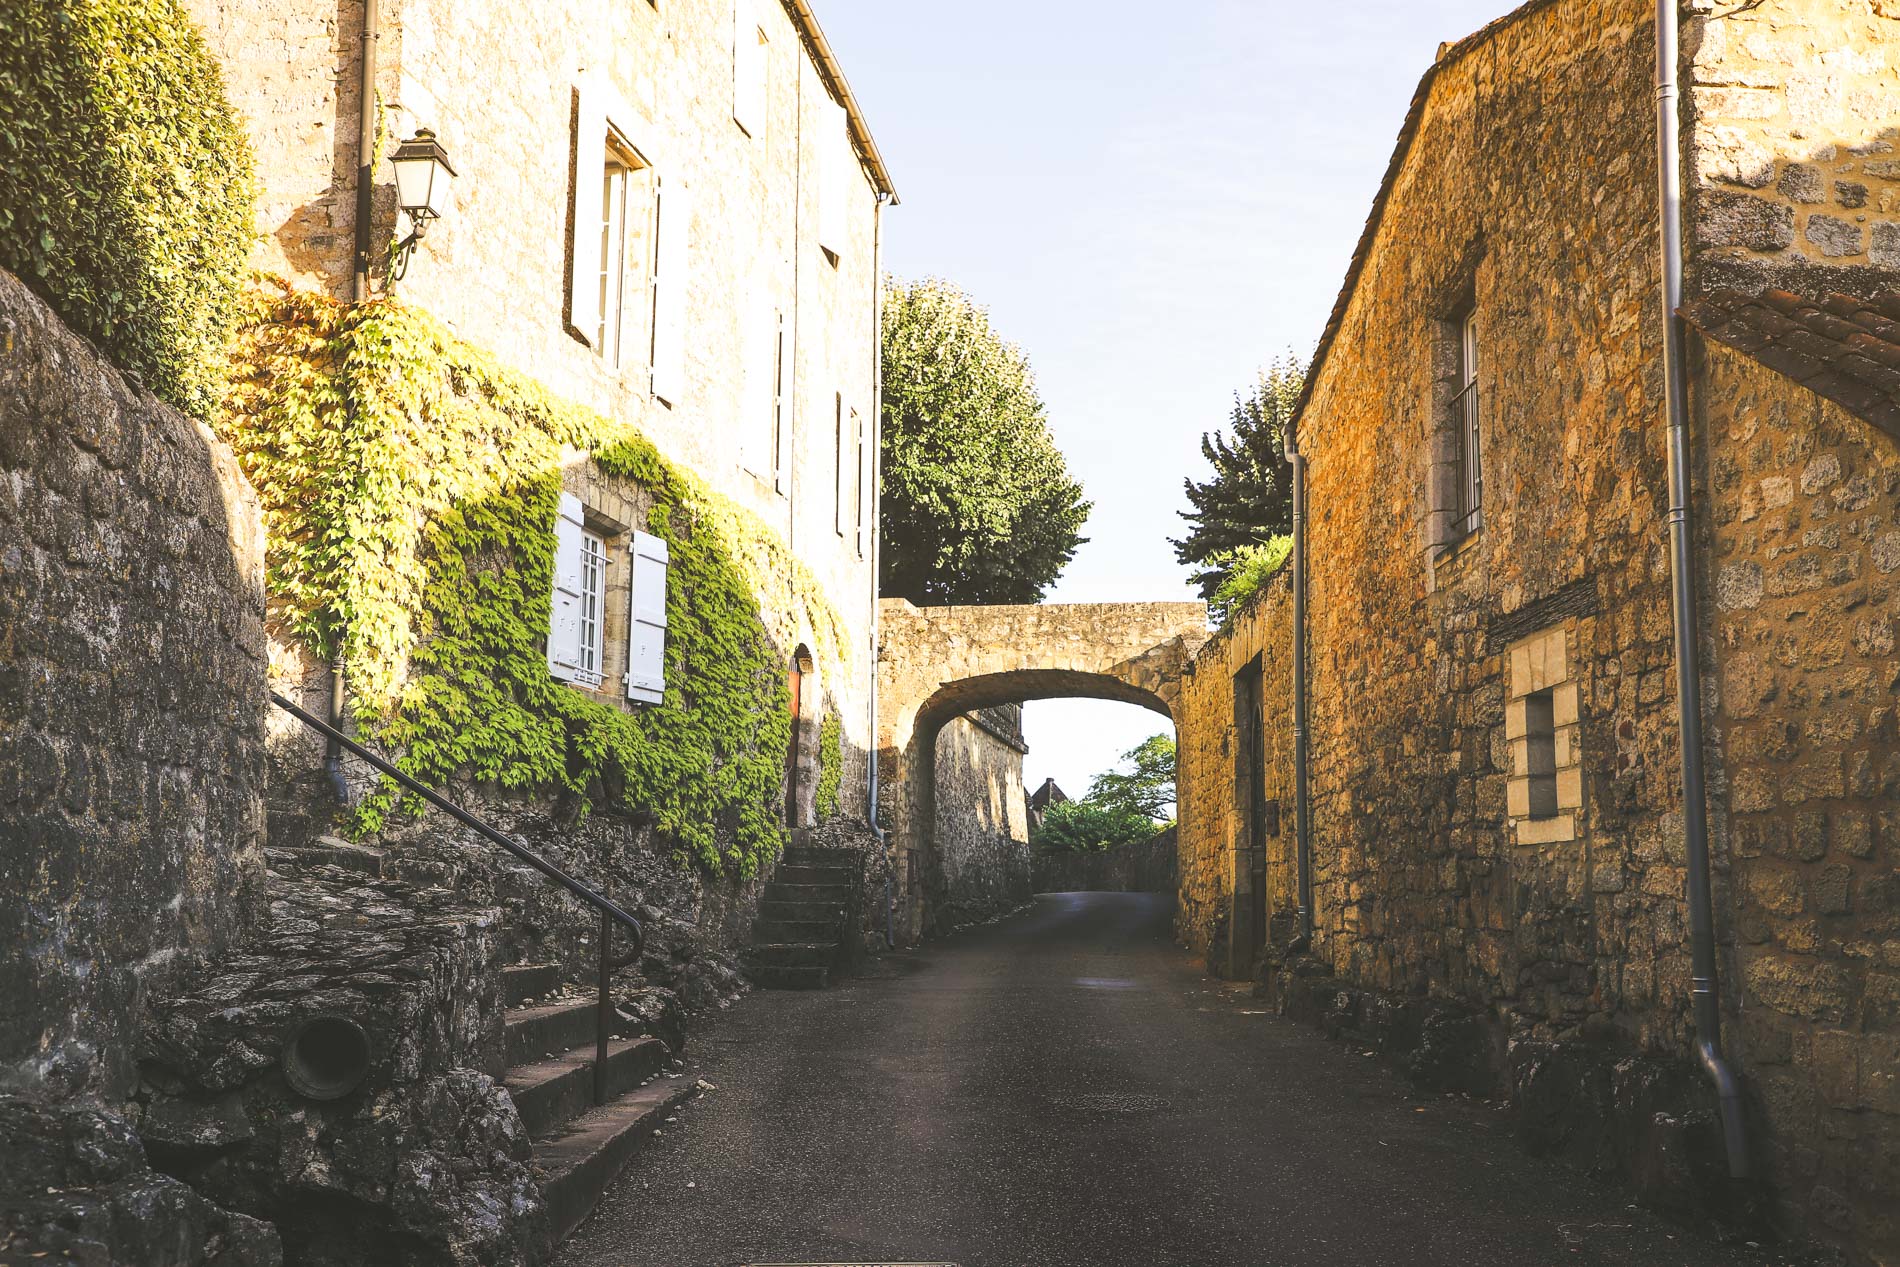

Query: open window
<box><xmin>548</xmin><ymin>492</ymin><xmax>608</xmax><ymax>689</ymax></box>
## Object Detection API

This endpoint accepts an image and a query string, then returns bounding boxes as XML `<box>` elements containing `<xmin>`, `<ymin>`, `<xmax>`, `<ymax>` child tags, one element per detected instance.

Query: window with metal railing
<box><xmin>1453</xmin><ymin>307</ymin><xmax>1483</xmax><ymax>538</ymax></box>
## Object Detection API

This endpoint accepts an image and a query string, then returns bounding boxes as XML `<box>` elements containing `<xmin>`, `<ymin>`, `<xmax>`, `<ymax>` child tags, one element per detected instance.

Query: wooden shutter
<box><xmin>546</xmin><ymin>492</ymin><xmax>588</xmax><ymax>680</ymax></box>
<box><xmin>625</xmin><ymin>530</ymin><xmax>670</xmax><ymax>704</ymax></box>
<box><xmin>817</xmin><ymin>97</ymin><xmax>848</xmax><ymax>257</ymax></box>
<box><xmin>650</xmin><ymin>178</ymin><xmax>690</xmax><ymax>406</ymax></box>
<box><xmin>733</xmin><ymin>0</ymin><xmax>765</xmax><ymax>137</ymax></box>
<box><xmin>773</xmin><ymin>311</ymin><xmax>791</xmax><ymax>493</ymax></box>
<box><xmin>568</xmin><ymin>79</ymin><xmax>607</xmax><ymax>344</ymax></box>
<box><xmin>854</xmin><ymin>406</ymin><xmax>870</xmax><ymax>558</ymax></box>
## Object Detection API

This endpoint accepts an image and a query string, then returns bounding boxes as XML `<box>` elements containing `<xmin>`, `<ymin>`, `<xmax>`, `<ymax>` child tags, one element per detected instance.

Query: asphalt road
<box><xmin>559</xmin><ymin>892</ymin><xmax>1798</xmax><ymax>1267</ymax></box>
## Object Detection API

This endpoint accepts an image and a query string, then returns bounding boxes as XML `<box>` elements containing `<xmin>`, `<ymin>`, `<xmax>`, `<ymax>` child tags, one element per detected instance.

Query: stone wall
<box><xmin>0</xmin><ymin>268</ymin><xmax>268</xmax><ymax>1103</ymax></box>
<box><xmin>932</xmin><ymin>705</ymin><xmax>1030</xmax><ymax>928</ymax></box>
<box><xmin>190</xmin><ymin>0</ymin><xmax>887</xmax><ymax>806</ymax></box>
<box><xmin>1034</xmin><ymin>827</ymin><xmax>1176</xmax><ymax>895</ymax></box>
<box><xmin>1700</xmin><ymin>342</ymin><xmax>1900</xmax><ymax>1252</ymax></box>
<box><xmin>1170</xmin><ymin>1</ymin><xmax>1900</xmax><ymax>1255</ymax></box>
<box><xmin>1685</xmin><ymin>0</ymin><xmax>1900</xmax><ymax>299</ymax></box>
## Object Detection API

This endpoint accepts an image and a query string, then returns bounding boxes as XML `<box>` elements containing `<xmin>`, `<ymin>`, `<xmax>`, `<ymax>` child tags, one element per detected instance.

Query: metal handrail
<box><xmin>268</xmin><ymin>691</ymin><xmax>644</xmax><ymax>1104</ymax></box>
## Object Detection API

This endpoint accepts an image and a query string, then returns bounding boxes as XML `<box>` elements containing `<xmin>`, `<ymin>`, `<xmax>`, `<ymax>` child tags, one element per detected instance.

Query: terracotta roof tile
<box><xmin>1680</xmin><ymin>288</ymin><xmax>1900</xmax><ymax>444</ymax></box>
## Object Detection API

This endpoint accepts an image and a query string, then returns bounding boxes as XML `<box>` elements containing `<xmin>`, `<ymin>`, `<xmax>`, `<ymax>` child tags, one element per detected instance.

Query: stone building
<box><xmin>932</xmin><ymin>705</ymin><xmax>1033</xmax><ymax>929</ymax></box>
<box><xmin>1172</xmin><ymin>0</ymin><xmax>1900</xmax><ymax>1258</ymax></box>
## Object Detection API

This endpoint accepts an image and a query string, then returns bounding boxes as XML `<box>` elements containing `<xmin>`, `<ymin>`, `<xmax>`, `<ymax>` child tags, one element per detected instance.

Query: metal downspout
<box><xmin>1655</xmin><ymin>0</ymin><xmax>1747</xmax><ymax>1179</ymax></box>
<box><xmin>1286</xmin><ymin>433</ymin><xmax>1313</xmax><ymax>952</ymax></box>
<box><xmin>867</xmin><ymin>192</ymin><xmax>894</xmax><ymax>948</ymax></box>
<box><xmin>329</xmin><ymin>0</ymin><xmax>382</xmax><ymax>805</ymax></box>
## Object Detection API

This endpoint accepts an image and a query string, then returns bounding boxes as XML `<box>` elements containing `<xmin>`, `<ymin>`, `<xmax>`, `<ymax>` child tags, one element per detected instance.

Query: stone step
<box><xmin>749</xmin><ymin>964</ymin><xmax>829</xmax><ymax>990</ymax></box>
<box><xmin>502</xmin><ymin>963</ymin><xmax>563</xmax><ymax>1009</ymax></box>
<box><xmin>752</xmin><ymin>917</ymin><xmax>841</xmax><ymax>944</ymax></box>
<box><xmin>758</xmin><ymin>898</ymin><xmax>845</xmax><ymax>923</ymax></box>
<box><xmin>772</xmin><ymin>863</ymin><xmax>856</xmax><ymax>886</ymax></box>
<box><xmin>779</xmin><ymin>847</ymin><xmax>857</xmax><ymax>870</ymax></box>
<box><xmin>538</xmin><ymin>1080</ymin><xmax>699</xmax><ymax>1248</ymax></box>
<box><xmin>749</xmin><ymin>942</ymin><xmax>837</xmax><ymax>968</ymax></box>
<box><xmin>762</xmin><ymin>882</ymin><xmax>854</xmax><ymax>903</ymax></box>
<box><xmin>505</xmin><ymin>1000</ymin><xmax>628</xmax><ymax>1068</ymax></box>
<box><xmin>505</xmin><ymin>1036</ymin><xmax>671</xmax><ymax>1139</ymax></box>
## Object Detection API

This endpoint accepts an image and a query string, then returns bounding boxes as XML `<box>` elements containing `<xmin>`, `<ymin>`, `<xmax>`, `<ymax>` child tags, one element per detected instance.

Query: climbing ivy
<box><xmin>815</xmin><ymin>713</ymin><xmax>843</xmax><ymax>821</ymax></box>
<box><xmin>220</xmin><ymin>280</ymin><xmax>849</xmax><ymax>876</ymax></box>
<box><xmin>0</xmin><ymin>0</ymin><xmax>255</xmax><ymax>417</ymax></box>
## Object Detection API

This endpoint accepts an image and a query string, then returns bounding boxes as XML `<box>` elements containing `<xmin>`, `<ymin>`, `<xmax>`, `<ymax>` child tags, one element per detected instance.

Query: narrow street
<box><xmin>560</xmin><ymin>894</ymin><xmax>1785</xmax><ymax>1267</ymax></box>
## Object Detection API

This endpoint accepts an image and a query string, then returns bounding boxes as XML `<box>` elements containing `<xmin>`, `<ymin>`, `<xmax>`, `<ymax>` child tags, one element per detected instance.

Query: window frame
<box><xmin>1452</xmin><ymin>306</ymin><xmax>1482</xmax><ymax>539</ymax></box>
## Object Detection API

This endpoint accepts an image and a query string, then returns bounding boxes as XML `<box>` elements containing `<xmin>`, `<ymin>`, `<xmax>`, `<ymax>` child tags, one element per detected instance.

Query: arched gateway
<box><xmin>877</xmin><ymin>598</ymin><xmax>1209</xmax><ymax>942</ymax></box>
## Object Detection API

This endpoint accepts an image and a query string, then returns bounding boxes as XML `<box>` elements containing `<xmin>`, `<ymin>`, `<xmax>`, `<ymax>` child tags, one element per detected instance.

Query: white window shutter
<box><xmin>651</xmin><ymin>179</ymin><xmax>691</xmax><ymax>406</ymax></box>
<box><xmin>733</xmin><ymin>1</ymin><xmax>765</xmax><ymax>137</ymax></box>
<box><xmin>855</xmin><ymin>407</ymin><xmax>870</xmax><ymax>558</ymax></box>
<box><xmin>817</xmin><ymin>97</ymin><xmax>848</xmax><ymax>256</ymax></box>
<box><xmin>773</xmin><ymin>312</ymin><xmax>792</xmax><ymax>493</ymax></box>
<box><xmin>547</xmin><ymin>492</ymin><xmax>588</xmax><ymax>680</ymax></box>
<box><xmin>568</xmin><ymin>80</ymin><xmax>608</xmax><ymax>345</ymax></box>
<box><xmin>625</xmin><ymin>530</ymin><xmax>670</xmax><ymax>704</ymax></box>
<box><xmin>742</xmin><ymin>295</ymin><xmax>775</xmax><ymax>478</ymax></box>
<box><xmin>833</xmin><ymin>394</ymin><xmax>847</xmax><ymax>536</ymax></box>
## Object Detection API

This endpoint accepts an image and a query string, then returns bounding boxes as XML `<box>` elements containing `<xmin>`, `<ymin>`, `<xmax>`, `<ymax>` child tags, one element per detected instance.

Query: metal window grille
<box><xmin>577</xmin><ymin>532</ymin><xmax>606</xmax><ymax>685</ymax></box>
<box><xmin>1454</xmin><ymin>312</ymin><xmax>1483</xmax><ymax>537</ymax></box>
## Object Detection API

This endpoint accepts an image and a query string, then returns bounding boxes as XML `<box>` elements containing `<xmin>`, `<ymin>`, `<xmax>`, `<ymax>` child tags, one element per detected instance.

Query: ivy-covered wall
<box><xmin>221</xmin><ymin>279</ymin><xmax>859</xmax><ymax>878</ymax></box>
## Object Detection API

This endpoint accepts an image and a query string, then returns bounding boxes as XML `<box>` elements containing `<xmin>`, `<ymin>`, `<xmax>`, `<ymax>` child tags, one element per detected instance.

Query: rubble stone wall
<box><xmin>932</xmin><ymin>705</ymin><xmax>1031</xmax><ymax>928</ymax></box>
<box><xmin>1034</xmin><ymin>827</ymin><xmax>1176</xmax><ymax>895</ymax></box>
<box><xmin>1699</xmin><ymin>342</ymin><xmax>1900</xmax><ymax>1251</ymax></box>
<box><xmin>0</xmin><ymin>268</ymin><xmax>268</xmax><ymax>1102</ymax></box>
<box><xmin>1685</xmin><ymin>0</ymin><xmax>1900</xmax><ymax>300</ymax></box>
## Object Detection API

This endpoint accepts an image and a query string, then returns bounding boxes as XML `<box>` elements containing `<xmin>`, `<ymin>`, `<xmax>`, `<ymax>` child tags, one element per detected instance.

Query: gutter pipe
<box><xmin>329</xmin><ymin>0</ymin><xmax>382</xmax><ymax>804</ymax></box>
<box><xmin>867</xmin><ymin>191</ymin><xmax>894</xmax><ymax>948</ymax></box>
<box><xmin>1654</xmin><ymin>0</ymin><xmax>1747</xmax><ymax>1179</ymax></box>
<box><xmin>1285</xmin><ymin>431</ymin><xmax>1313</xmax><ymax>952</ymax></box>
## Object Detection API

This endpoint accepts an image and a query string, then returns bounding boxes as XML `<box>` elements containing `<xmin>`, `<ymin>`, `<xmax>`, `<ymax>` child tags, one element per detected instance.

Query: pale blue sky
<box><xmin>822</xmin><ymin>0</ymin><xmax>1520</xmax><ymax>802</ymax></box>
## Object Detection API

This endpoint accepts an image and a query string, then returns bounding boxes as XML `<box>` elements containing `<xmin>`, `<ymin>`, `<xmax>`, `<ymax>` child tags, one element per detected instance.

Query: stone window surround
<box><xmin>1504</xmin><ymin>625</ymin><xmax>1583</xmax><ymax>845</ymax></box>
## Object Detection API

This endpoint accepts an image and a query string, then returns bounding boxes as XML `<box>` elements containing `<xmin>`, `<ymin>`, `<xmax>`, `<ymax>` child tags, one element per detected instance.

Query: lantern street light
<box><xmin>387</xmin><ymin>127</ymin><xmax>457</xmax><ymax>280</ymax></box>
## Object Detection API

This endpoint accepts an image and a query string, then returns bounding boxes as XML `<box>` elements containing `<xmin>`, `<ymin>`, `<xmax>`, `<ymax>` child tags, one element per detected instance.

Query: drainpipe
<box><xmin>1285</xmin><ymin>430</ymin><xmax>1313</xmax><ymax>953</ymax></box>
<box><xmin>867</xmin><ymin>191</ymin><xmax>894</xmax><ymax>948</ymax></box>
<box><xmin>1655</xmin><ymin>0</ymin><xmax>1747</xmax><ymax>1180</ymax></box>
<box><xmin>329</xmin><ymin>0</ymin><xmax>383</xmax><ymax>805</ymax></box>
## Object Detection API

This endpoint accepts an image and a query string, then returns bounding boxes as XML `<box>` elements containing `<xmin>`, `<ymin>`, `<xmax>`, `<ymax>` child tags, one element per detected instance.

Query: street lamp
<box><xmin>388</xmin><ymin>127</ymin><xmax>457</xmax><ymax>279</ymax></box>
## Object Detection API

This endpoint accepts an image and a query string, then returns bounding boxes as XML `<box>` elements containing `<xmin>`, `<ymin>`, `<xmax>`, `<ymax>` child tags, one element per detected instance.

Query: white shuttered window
<box><xmin>625</xmin><ymin>530</ymin><xmax>670</xmax><ymax>704</ymax></box>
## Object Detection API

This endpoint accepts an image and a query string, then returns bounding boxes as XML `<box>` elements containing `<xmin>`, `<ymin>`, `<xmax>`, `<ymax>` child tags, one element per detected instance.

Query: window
<box><xmin>773</xmin><ymin>314</ymin><xmax>789</xmax><ymax>492</ymax></box>
<box><xmin>594</xmin><ymin>132</ymin><xmax>643</xmax><ymax>367</ymax></box>
<box><xmin>624</xmin><ymin>530</ymin><xmax>669</xmax><ymax>705</ymax></box>
<box><xmin>548</xmin><ymin>492</ymin><xmax>607</xmax><ymax>689</ymax></box>
<box><xmin>834</xmin><ymin>393</ymin><xmax>847</xmax><ymax>537</ymax></box>
<box><xmin>1454</xmin><ymin>307</ymin><xmax>1482</xmax><ymax>537</ymax></box>
<box><xmin>569</xmin><ymin>81</ymin><xmax>658</xmax><ymax>374</ymax></box>
<box><xmin>853</xmin><ymin>406</ymin><xmax>869</xmax><ymax>558</ymax></box>
<box><xmin>733</xmin><ymin>1</ymin><xmax>767</xmax><ymax>137</ymax></box>
<box><xmin>817</xmin><ymin>97</ymin><xmax>849</xmax><ymax>263</ymax></box>
<box><xmin>648</xmin><ymin>176</ymin><xmax>690</xmax><ymax>405</ymax></box>
<box><xmin>743</xmin><ymin>304</ymin><xmax>786</xmax><ymax>489</ymax></box>
<box><xmin>1522</xmin><ymin>690</ymin><xmax>1558</xmax><ymax>819</ymax></box>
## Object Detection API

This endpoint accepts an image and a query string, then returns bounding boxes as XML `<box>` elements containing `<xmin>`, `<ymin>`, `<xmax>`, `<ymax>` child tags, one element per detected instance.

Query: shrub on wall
<box><xmin>221</xmin><ymin>281</ymin><xmax>848</xmax><ymax>877</ymax></box>
<box><xmin>0</xmin><ymin>0</ymin><xmax>255</xmax><ymax>415</ymax></box>
<box><xmin>815</xmin><ymin>713</ymin><xmax>843</xmax><ymax>820</ymax></box>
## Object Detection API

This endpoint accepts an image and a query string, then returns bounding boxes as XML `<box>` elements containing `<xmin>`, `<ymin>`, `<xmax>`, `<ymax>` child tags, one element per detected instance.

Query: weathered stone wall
<box><xmin>190</xmin><ymin>0</ymin><xmax>886</xmax><ymax>807</ymax></box>
<box><xmin>932</xmin><ymin>705</ymin><xmax>1030</xmax><ymax>928</ymax></box>
<box><xmin>1685</xmin><ymin>0</ymin><xmax>1900</xmax><ymax>299</ymax></box>
<box><xmin>0</xmin><ymin>268</ymin><xmax>268</xmax><ymax>1103</ymax></box>
<box><xmin>1175</xmin><ymin>579</ymin><xmax>1295</xmax><ymax>974</ymax></box>
<box><xmin>1699</xmin><ymin>341</ymin><xmax>1900</xmax><ymax>1253</ymax></box>
<box><xmin>876</xmin><ymin>598</ymin><xmax>1207</xmax><ymax>942</ymax></box>
<box><xmin>1169</xmin><ymin>1</ymin><xmax>1900</xmax><ymax>1255</ymax></box>
<box><xmin>1034</xmin><ymin>827</ymin><xmax>1176</xmax><ymax>895</ymax></box>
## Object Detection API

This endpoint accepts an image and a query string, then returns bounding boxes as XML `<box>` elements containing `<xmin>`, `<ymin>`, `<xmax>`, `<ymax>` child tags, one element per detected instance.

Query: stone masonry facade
<box><xmin>932</xmin><ymin>705</ymin><xmax>1032</xmax><ymax>929</ymax></box>
<box><xmin>1172</xmin><ymin>1</ymin><xmax>1900</xmax><ymax>1259</ymax></box>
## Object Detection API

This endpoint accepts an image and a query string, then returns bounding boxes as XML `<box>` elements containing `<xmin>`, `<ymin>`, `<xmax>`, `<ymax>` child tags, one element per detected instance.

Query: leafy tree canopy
<box><xmin>1084</xmin><ymin>733</ymin><xmax>1177</xmax><ymax>821</ymax></box>
<box><xmin>1172</xmin><ymin>356</ymin><xmax>1305</xmax><ymax>602</ymax></box>
<box><xmin>879</xmin><ymin>277</ymin><xmax>1090</xmax><ymax>605</ymax></box>
<box><xmin>1030</xmin><ymin>800</ymin><xmax>1158</xmax><ymax>853</ymax></box>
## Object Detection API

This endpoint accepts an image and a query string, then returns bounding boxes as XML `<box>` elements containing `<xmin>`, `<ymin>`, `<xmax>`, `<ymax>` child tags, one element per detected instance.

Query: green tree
<box><xmin>1030</xmin><ymin>800</ymin><xmax>1159</xmax><ymax>853</ymax></box>
<box><xmin>879</xmin><ymin>277</ymin><xmax>1090</xmax><ymax>605</ymax></box>
<box><xmin>1085</xmin><ymin>734</ymin><xmax>1177</xmax><ymax>821</ymax></box>
<box><xmin>1172</xmin><ymin>357</ymin><xmax>1305</xmax><ymax>602</ymax></box>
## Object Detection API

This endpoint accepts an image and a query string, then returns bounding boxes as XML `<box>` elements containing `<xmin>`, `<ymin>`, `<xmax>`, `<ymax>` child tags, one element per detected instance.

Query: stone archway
<box><xmin>877</xmin><ymin>598</ymin><xmax>1209</xmax><ymax>942</ymax></box>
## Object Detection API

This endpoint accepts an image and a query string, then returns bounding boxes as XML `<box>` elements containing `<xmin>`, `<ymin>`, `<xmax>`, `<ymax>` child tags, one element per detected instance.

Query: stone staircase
<box><xmin>747</xmin><ymin>844</ymin><xmax>859</xmax><ymax>989</ymax></box>
<box><xmin>498</xmin><ymin>964</ymin><xmax>695</xmax><ymax>1246</ymax></box>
